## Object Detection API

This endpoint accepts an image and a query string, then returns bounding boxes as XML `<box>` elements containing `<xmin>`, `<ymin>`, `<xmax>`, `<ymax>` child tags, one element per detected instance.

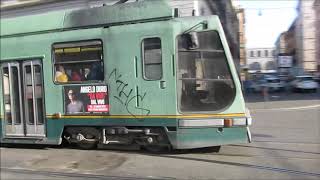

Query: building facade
<box><xmin>314</xmin><ymin>0</ymin><xmax>320</xmax><ymax>72</ymax></box>
<box><xmin>274</xmin><ymin>20</ymin><xmax>296</xmax><ymax>77</ymax></box>
<box><xmin>236</xmin><ymin>7</ymin><xmax>246</xmax><ymax>80</ymax></box>
<box><xmin>246</xmin><ymin>48</ymin><xmax>276</xmax><ymax>73</ymax></box>
<box><xmin>275</xmin><ymin>32</ymin><xmax>287</xmax><ymax>55</ymax></box>
<box><xmin>275</xmin><ymin>0</ymin><xmax>319</xmax><ymax>76</ymax></box>
<box><xmin>295</xmin><ymin>0</ymin><xmax>317</xmax><ymax>73</ymax></box>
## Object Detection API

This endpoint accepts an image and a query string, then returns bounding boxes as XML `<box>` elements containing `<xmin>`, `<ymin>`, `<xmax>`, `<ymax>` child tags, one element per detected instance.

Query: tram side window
<box><xmin>142</xmin><ymin>38</ymin><xmax>163</xmax><ymax>80</ymax></box>
<box><xmin>52</xmin><ymin>40</ymin><xmax>104</xmax><ymax>83</ymax></box>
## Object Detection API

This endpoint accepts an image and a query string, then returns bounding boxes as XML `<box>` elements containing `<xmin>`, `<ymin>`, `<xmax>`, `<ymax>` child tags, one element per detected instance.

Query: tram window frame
<box><xmin>52</xmin><ymin>40</ymin><xmax>104</xmax><ymax>84</ymax></box>
<box><xmin>141</xmin><ymin>37</ymin><xmax>163</xmax><ymax>80</ymax></box>
<box><xmin>176</xmin><ymin>30</ymin><xmax>236</xmax><ymax>113</ymax></box>
<box><xmin>2</xmin><ymin>67</ymin><xmax>13</xmax><ymax>125</ymax></box>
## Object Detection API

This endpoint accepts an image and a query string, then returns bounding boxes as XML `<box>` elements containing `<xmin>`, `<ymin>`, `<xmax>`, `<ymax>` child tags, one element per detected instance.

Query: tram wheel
<box><xmin>77</xmin><ymin>141</ymin><xmax>97</xmax><ymax>150</ymax></box>
<box><xmin>65</xmin><ymin>127</ymin><xmax>100</xmax><ymax>150</ymax></box>
<box><xmin>77</xmin><ymin>127</ymin><xmax>100</xmax><ymax>150</ymax></box>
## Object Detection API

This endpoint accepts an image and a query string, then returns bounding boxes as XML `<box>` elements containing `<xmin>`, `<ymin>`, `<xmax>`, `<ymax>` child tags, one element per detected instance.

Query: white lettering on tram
<box><xmin>80</xmin><ymin>86</ymin><xmax>107</xmax><ymax>93</ymax></box>
<box><xmin>97</xmin><ymin>99</ymin><xmax>105</xmax><ymax>104</ymax></box>
<box><xmin>91</xmin><ymin>99</ymin><xmax>97</xmax><ymax>104</ymax></box>
<box><xmin>96</xmin><ymin>86</ymin><xmax>107</xmax><ymax>92</ymax></box>
<box><xmin>80</xmin><ymin>86</ymin><xmax>96</xmax><ymax>93</ymax></box>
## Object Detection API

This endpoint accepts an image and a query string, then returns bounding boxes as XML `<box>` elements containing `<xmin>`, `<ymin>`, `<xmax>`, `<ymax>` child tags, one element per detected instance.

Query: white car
<box><xmin>250</xmin><ymin>77</ymin><xmax>285</xmax><ymax>92</ymax></box>
<box><xmin>291</xmin><ymin>76</ymin><xmax>318</xmax><ymax>92</ymax></box>
<box><xmin>265</xmin><ymin>77</ymin><xmax>286</xmax><ymax>92</ymax></box>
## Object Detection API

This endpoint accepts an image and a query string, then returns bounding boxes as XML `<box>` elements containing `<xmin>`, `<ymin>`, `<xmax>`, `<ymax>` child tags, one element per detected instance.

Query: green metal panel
<box><xmin>176</xmin><ymin>127</ymin><xmax>248</xmax><ymax>149</ymax></box>
<box><xmin>0</xmin><ymin>10</ymin><xmax>66</xmax><ymax>37</ymax></box>
<box><xmin>64</xmin><ymin>0</ymin><xmax>173</xmax><ymax>29</ymax></box>
<box><xmin>104</xmin><ymin>20</ymin><xmax>177</xmax><ymax>116</ymax></box>
<box><xmin>1</xmin><ymin>0</ymin><xmax>173</xmax><ymax>37</ymax></box>
<box><xmin>46</xmin><ymin>118</ymin><xmax>65</xmax><ymax>143</ymax></box>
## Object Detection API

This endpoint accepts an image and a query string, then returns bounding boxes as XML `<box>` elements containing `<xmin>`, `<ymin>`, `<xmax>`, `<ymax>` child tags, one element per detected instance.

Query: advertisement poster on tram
<box><xmin>64</xmin><ymin>85</ymin><xmax>109</xmax><ymax>114</ymax></box>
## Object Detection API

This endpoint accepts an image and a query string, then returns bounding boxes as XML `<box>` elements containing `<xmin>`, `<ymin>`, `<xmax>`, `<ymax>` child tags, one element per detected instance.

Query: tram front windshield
<box><xmin>177</xmin><ymin>31</ymin><xmax>236</xmax><ymax>112</ymax></box>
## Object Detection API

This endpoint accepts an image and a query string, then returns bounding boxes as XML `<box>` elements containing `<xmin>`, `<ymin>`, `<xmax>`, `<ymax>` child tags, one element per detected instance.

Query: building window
<box><xmin>52</xmin><ymin>40</ymin><xmax>104</xmax><ymax>83</ymax></box>
<box><xmin>142</xmin><ymin>37</ymin><xmax>163</xmax><ymax>80</ymax></box>
<box><xmin>265</xmin><ymin>50</ymin><xmax>268</xmax><ymax>57</ymax></box>
<box><xmin>257</xmin><ymin>50</ymin><xmax>261</xmax><ymax>57</ymax></box>
<box><xmin>250</xmin><ymin>51</ymin><xmax>254</xmax><ymax>57</ymax></box>
<box><xmin>272</xmin><ymin>50</ymin><xmax>275</xmax><ymax>56</ymax></box>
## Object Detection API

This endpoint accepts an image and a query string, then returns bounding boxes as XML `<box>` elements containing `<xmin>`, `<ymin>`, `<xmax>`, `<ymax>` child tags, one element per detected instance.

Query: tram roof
<box><xmin>0</xmin><ymin>0</ymin><xmax>173</xmax><ymax>37</ymax></box>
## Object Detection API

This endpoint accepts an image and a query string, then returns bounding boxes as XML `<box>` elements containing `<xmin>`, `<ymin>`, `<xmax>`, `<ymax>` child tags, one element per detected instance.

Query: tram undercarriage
<box><xmin>63</xmin><ymin>126</ymin><xmax>171</xmax><ymax>151</ymax></box>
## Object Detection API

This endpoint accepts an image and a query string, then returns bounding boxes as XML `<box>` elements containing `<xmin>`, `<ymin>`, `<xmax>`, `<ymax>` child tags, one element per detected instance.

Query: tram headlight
<box><xmin>224</xmin><ymin>119</ymin><xmax>233</xmax><ymax>127</ymax></box>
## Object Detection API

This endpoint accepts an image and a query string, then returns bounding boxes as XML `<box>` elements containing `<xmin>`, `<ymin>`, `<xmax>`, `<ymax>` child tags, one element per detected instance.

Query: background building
<box><xmin>236</xmin><ymin>7</ymin><xmax>247</xmax><ymax>80</ymax></box>
<box><xmin>314</xmin><ymin>0</ymin><xmax>320</xmax><ymax>72</ymax></box>
<box><xmin>246</xmin><ymin>48</ymin><xmax>276</xmax><ymax>74</ymax></box>
<box><xmin>295</xmin><ymin>0</ymin><xmax>317</xmax><ymax>74</ymax></box>
<box><xmin>275</xmin><ymin>32</ymin><xmax>287</xmax><ymax>56</ymax></box>
<box><xmin>274</xmin><ymin>0</ymin><xmax>320</xmax><ymax>76</ymax></box>
<box><xmin>275</xmin><ymin>20</ymin><xmax>296</xmax><ymax>78</ymax></box>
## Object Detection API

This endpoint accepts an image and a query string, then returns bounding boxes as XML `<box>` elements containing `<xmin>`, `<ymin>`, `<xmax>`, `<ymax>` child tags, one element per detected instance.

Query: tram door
<box><xmin>1</xmin><ymin>60</ymin><xmax>45</xmax><ymax>137</ymax></box>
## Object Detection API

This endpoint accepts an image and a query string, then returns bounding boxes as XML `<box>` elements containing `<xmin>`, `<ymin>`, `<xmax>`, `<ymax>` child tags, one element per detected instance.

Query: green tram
<box><xmin>0</xmin><ymin>0</ymin><xmax>252</xmax><ymax>151</ymax></box>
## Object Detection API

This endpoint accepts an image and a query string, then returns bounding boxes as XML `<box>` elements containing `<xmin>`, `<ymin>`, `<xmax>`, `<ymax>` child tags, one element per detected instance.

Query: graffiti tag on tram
<box><xmin>109</xmin><ymin>68</ymin><xmax>151</xmax><ymax>116</ymax></box>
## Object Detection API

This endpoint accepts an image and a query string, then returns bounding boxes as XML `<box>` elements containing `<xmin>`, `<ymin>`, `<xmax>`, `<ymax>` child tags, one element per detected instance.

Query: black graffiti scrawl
<box><xmin>109</xmin><ymin>68</ymin><xmax>151</xmax><ymax>116</ymax></box>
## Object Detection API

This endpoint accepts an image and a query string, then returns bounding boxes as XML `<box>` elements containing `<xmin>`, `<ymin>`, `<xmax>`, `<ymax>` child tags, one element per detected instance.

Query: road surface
<box><xmin>1</xmin><ymin>92</ymin><xmax>320</xmax><ymax>180</ymax></box>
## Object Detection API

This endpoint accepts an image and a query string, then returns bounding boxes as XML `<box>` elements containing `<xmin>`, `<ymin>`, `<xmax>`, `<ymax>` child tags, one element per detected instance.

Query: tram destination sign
<box><xmin>64</xmin><ymin>85</ymin><xmax>109</xmax><ymax>114</ymax></box>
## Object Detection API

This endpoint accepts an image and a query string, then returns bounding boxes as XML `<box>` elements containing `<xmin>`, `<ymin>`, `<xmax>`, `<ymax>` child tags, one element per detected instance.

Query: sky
<box><xmin>234</xmin><ymin>0</ymin><xmax>298</xmax><ymax>48</ymax></box>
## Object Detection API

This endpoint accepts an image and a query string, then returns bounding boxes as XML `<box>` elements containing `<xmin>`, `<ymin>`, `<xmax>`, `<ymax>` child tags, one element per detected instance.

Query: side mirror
<box><xmin>188</xmin><ymin>32</ymin><xmax>199</xmax><ymax>49</ymax></box>
<box><xmin>183</xmin><ymin>32</ymin><xmax>199</xmax><ymax>50</ymax></box>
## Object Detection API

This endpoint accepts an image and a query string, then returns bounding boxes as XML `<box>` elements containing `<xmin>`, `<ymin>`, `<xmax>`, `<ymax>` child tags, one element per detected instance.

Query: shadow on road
<box><xmin>144</xmin><ymin>154</ymin><xmax>320</xmax><ymax>178</ymax></box>
<box><xmin>230</xmin><ymin>144</ymin><xmax>320</xmax><ymax>155</ymax></box>
<box><xmin>0</xmin><ymin>142</ymin><xmax>223</xmax><ymax>155</ymax></box>
<box><xmin>0</xmin><ymin>143</ymin><xmax>49</xmax><ymax>150</ymax></box>
<box><xmin>1</xmin><ymin>167</ymin><xmax>170</xmax><ymax>180</ymax></box>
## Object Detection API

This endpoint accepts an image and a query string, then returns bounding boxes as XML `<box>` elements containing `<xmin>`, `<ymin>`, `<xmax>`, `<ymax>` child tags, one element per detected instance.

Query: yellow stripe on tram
<box><xmin>45</xmin><ymin>113</ymin><xmax>246</xmax><ymax>119</ymax></box>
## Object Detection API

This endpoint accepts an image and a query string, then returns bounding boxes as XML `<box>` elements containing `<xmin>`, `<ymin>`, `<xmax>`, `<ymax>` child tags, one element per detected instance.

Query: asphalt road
<box><xmin>1</xmin><ymin>92</ymin><xmax>320</xmax><ymax>180</ymax></box>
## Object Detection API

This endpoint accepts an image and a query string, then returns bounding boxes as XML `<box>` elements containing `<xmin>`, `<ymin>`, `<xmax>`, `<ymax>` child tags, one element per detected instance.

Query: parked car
<box><xmin>249</xmin><ymin>79</ymin><xmax>266</xmax><ymax>93</ymax></box>
<box><xmin>249</xmin><ymin>76</ymin><xmax>285</xmax><ymax>92</ymax></box>
<box><xmin>290</xmin><ymin>75</ymin><xmax>318</xmax><ymax>93</ymax></box>
<box><xmin>265</xmin><ymin>77</ymin><xmax>286</xmax><ymax>92</ymax></box>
